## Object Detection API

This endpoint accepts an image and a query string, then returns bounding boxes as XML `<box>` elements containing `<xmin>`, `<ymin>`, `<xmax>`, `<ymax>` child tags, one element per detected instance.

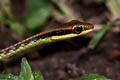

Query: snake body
<box><xmin>0</xmin><ymin>20</ymin><xmax>94</xmax><ymax>60</ymax></box>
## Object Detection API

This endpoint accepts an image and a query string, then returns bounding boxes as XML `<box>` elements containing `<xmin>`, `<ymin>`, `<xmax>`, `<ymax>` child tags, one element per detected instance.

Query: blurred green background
<box><xmin>0</xmin><ymin>0</ymin><xmax>120</xmax><ymax>80</ymax></box>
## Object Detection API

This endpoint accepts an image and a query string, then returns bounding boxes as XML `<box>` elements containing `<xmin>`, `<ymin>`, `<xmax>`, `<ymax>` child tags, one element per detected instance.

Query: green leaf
<box><xmin>89</xmin><ymin>18</ymin><xmax>120</xmax><ymax>48</ymax></box>
<box><xmin>19</xmin><ymin>58</ymin><xmax>34</xmax><ymax>80</ymax></box>
<box><xmin>25</xmin><ymin>0</ymin><xmax>53</xmax><ymax>32</ymax></box>
<box><xmin>10</xmin><ymin>22</ymin><xmax>24</xmax><ymax>39</ymax></box>
<box><xmin>33</xmin><ymin>70</ymin><xmax>44</xmax><ymax>80</ymax></box>
<box><xmin>0</xmin><ymin>57</ymin><xmax>44</xmax><ymax>80</ymax></box>
<box><xmin>81</xmin><ymin>74</ymin><xmax>111</xmax><ymax>80</ymax></box>
<box><xmin>0</xmin><ymin>11</ymin><xmax>5</xmax><ymax>21</ymax></box>
<box><xmin>0</xmin><ymin>0</ymin><xmax>11</xmax><ymax>17</ymax></box>
<box><xmin>109</xmin><ymin>0</ymin><xmax>120</xmax><ymax>14</ymax></box>
<box><xmin>0</xmin><ymin>74</ymin><xmax>19</xmax><ymax>80</ymax></box>
<box><xmin>0</xmin><ymin>13</ymin><xmax>24</xmax><ymax>39</ymax></box>
<box><xmin>5</xmin><ymin>18</ymin><xmax>24</xmax><ymax>39</ymax></box>
<box><xmin>89</xmin><ymin>22</ymin><xmax>112</xmax><ymax>48</ymax></box>
<box><xmin>26</xmin><ymin>6</ymin><xmax>53</xmax><ymax>32</ymax></box>
<box><xmin>28</xmin><ymin>0</ymin><xmax>52</xmax><ymax>14</ymax></box>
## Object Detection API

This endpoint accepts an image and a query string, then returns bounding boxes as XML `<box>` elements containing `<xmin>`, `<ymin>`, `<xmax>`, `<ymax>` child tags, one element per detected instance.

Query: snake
<box><xmin>0</xmin><ymin>20</ymin><xmax>94</xmax><ymax>60</ymax></box>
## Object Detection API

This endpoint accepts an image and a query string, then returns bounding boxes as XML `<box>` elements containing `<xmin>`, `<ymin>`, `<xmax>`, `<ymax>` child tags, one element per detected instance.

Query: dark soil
<box><xmin>0</xmin><ymin>0</ymin><xmax>120</xmax><ymax>80</ymax></box>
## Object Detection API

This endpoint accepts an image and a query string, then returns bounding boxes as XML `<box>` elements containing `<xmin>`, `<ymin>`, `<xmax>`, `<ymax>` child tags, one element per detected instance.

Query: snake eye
<box><xmin>73</xmin><ymin>25</ymin><xmax>83</xmax><ymax>34</ymax></box>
